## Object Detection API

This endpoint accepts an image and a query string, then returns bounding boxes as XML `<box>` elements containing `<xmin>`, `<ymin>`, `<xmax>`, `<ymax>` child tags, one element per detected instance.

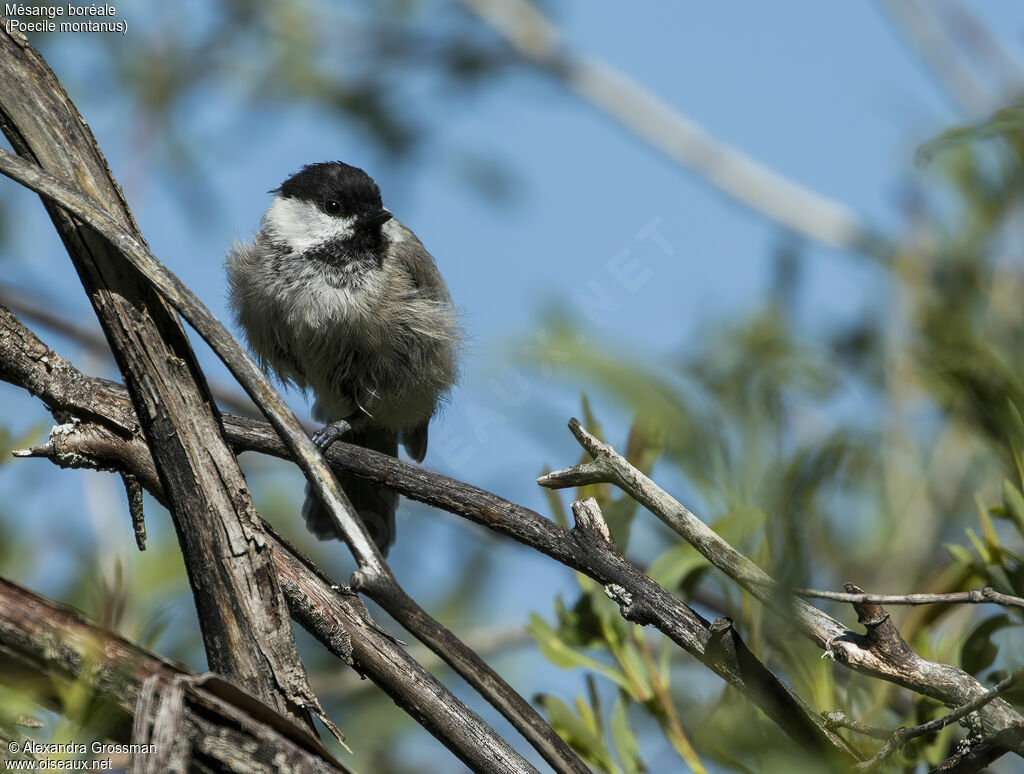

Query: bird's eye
<box><xmin>324</xmin><ymin>199</ymin><xmax>342</xmax><ymax>215</ymax></box>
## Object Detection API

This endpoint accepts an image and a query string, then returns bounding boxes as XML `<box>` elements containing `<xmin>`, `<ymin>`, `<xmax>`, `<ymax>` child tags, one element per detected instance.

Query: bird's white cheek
<box><xmin>262</xmin><ymin>195</ymin><xmax>355</xmax><ymax>253</ymax></box>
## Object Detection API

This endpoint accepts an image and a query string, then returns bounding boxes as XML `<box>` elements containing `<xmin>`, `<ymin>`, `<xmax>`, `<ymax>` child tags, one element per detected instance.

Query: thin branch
<box><xmin>878</xmin><ymin>0</ymin><xmax>996</xmax><ymax>115</ymax></box>
<box><xmin>858</xmin><ymin>667</ymin><xmax>1024</xmax><ymax>772</ymax></box>
<box><xmin>119</xmin><ymin>471</ymin><xmax>147</xmax><ymax>550</ymax></box>
<box><xmin>929</xmin><ymin>737</ymin><xmax>1007</xmax><ymax>774</ymax></box>
<box><xmin>0</xmin><ymin>151</ymin><xmax>585</xmax><ymax>774</ymax></box>
<box><xmin>0</xmin><ymin>283</ymin><xmax>260</xmax><ymax>417</ymax></box>
<box><xmin>821</xmin><ymin>712</ymin><xmax>891</xmax><ymax>740</ymax></box>
<box><xmin>0</xmin><ymin>146</ymin><xmax>380</xmax><ymax>574</ymax></box>
<box><xmin>309</xmin><ymin>625</ymin><xmax>531</xmax><ymax>702</ymax></box>
<box><xmin>941</xmin><ymin>1</ymin><xmax>1024</xmax><ymax>98</ymax></box>
<box><xmin>798</xmin><ymin>587</ymin><xmax>1024</xmax><ymax>611</ymax></box>
<box><xmin>539</xmin><ymin>418</ymin><xmax>842</xmax><ymax>644</ymax></box>
<box><xmin>459</xmin><ymin>0</ymin><xmax>888</xmax><ymax>255</ymax></box>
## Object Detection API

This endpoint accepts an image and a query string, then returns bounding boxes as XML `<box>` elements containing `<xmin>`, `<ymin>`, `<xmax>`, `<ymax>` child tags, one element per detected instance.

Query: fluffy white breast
<box><xmin>262</xmin><ymin>195</ymin><xmax>356</xmax><ymax>253</ymax></box>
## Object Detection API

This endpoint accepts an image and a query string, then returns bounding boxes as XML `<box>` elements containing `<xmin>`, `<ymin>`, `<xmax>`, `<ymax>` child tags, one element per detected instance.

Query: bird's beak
<box><xmin>360</xmin><ymin>209</ymin><xmax>393</xmax><ymax>229</ymax></box>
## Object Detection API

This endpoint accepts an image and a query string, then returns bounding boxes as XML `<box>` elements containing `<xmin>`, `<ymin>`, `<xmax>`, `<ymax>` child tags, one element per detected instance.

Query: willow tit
<box><xmin>226</xmin><ymin>161</ymin><xmax>459</xmax><ymax>555</ymax></box>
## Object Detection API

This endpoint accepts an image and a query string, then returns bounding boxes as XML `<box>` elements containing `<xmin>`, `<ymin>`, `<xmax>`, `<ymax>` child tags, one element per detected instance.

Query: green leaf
<box><xmin>610</xmin><ymin>693</ymin><xmax>644</xmax><ymax>774</ymax></box>
<box><xmin>528</xmin><ymin>613</ymin><xmax>629</xmax><ymax>689</ymax></box>
<box><xmin>918</xmin><ymin>105</ymin><xmax>1024</xmax><ymax>162</ymax></box>
<box><xmin>1000</xmin><ymin>479</ymin><xmax>1024</xmax><ymax>537</ymax></box>
<box><xmin>615</xmin><ymin>640</ymin><xmax>654</xmax><ymax>703</ymax></box>
<box><xmin>944</xmin><ymin>543</ymin><xmax>977</xmax><ymax>569</ymax></box>
<box><xmin>1007</xmin><ymin>399</ymin><xmax>1024</xmax><ymax>482</ymax></box>
<box><xmin>537</xmin><ymin>695</ymin><xmax>622</xmax><ymax>774</ymax></box>
<box><xmin>647</xmin><ymin>543</ymin><xmax>709</xmax><ymax>592</ymax></box>
<box><xmin>961</xmin><ymin>615</ymin><xmax>1015</xmax><ymax>675</ymax></box>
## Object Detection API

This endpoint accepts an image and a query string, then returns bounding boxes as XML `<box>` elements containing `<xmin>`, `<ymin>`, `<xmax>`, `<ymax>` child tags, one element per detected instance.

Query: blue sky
<box><xmin>3</xmin><ymin>2</ymin><xmax>1024</xmax><ymax>770</ymax></box>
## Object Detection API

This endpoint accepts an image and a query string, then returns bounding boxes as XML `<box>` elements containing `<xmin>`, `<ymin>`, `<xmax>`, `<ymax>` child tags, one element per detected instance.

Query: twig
<box><xmin>878</xmin><ymin>0</ymin><xmax>995</xmax><ymax>115</ymax></box>
<box><xmin>309</xmin><ymin>624</ymin><xmax>531</xmax><ymax>701</ymax></box>
<box><xmin>0</xmin><ymin>283</ymin><xmax>260</xmax><ymax>417</ymax></box>
<box><xmin>798</xmin><ymin>587</ymin><xmax>1024</xmax><ymax>610</ymax></box>
<box><xmin>539</xmin><ymin>418</ymin><xmax>840</xmax><ymax>643</ymax></box>
<box><xmin>821</xmin><ymin>711</ymin><xmax>891</xmax><ymax>740</ymax></box>
<box><xmin>858</xmin><ymin>667</ymin><xmax>1024</xmax><ymax>772</ymax></box>
<box><xmin>119</xmin><ymin>471</ymin><xmax>146</xmax><ymax>550</ymax></box>
<box><xmin>929</xmin><ymin>737</ymin><xmax>1007</xmax><ymax>773</ymax></box>
<box><xmin>459</xmin><ymin>0</ymin><xmax>887</xmax><ymax>255</ymax></box>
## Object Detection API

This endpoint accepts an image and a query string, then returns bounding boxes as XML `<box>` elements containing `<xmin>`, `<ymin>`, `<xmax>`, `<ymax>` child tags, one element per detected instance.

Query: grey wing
<box><xmin>390</xmin><ymin>219</ymin><xmax>452</xmax><ymax>302</ymax></box>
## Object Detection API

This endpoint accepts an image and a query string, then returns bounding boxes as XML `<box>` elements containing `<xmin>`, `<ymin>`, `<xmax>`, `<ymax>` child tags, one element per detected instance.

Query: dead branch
<box><xmin>0</xmin><ymin>303</ymin><xmax>544</xmax><ymax>774</ymax></box>
<box><xmin>0</xmin><ymin>16</ymin><xmax>324</xmax><ymax>733</ymax></box>
<box><xmin>0</xmin><ymin>576</ymin><xmax>349</xmax><ymax>774</ymax></box>
<box><xmin>798</xmin><ymin>587</ymin><xmax>1024</xmax><ymax>611</ymax></box>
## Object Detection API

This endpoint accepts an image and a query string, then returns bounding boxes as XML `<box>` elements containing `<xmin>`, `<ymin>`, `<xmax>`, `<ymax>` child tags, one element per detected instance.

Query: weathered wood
<box><xmin>0</xmin><ymin>577</ymin><xmax>349</xmax><ymax>774</ymax></box>
<box><xmin>0</xmin><ymin>19</ymin><xmax>322</xmax><ymax>729</ymax></box>
<box><xmin>0</xmin><ymin>304</ymin><xmax>541</xmax><ymax>774</ymax></box>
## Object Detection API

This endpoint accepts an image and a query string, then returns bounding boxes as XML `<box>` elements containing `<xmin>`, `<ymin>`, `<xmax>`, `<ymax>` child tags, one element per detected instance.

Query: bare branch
<box><xmin>798</xmin><ymin>587</ymin><xmax>1024</xmax><ymax>611</ymax></box>
<box><xmin>0</xmin><ymin>148</ymin><xmax>599</xmax><ymax>774</ymax></box>
<box><xmin>120</xmin><ymin>471</ymin><xmax>147</xmax><ymax>550</ymax></box>
<box><xmin>0</xmin><ymin>283</ymin><xmax>259</xmax><ymax>417</ymax></box>
<box><xmin>0</xmin><ymin>305</ymin><xmax>858</xmax><ymax>762</ymax></box>
<box><xmin>857</xmin><ymin>667</ymin><xmax>1024</xmax><ymax>772</ymax></box>
<box><xmin>821</xmin><ymin>712</ymin><xmax>891</xmax><ymax>740</ymax></box>
<box><xmin>878</xmin><ymin>0</ymin><xmax>996</xmax><ymax>115</ymax></box>
<box><xmin>929</xmin><ymin>737</ymin><xmax>1007</xmax><ymax>774</ymax></box>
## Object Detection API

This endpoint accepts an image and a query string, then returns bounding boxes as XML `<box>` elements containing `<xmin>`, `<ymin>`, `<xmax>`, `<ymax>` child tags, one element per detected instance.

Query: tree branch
<box><xmin>0</xmin><ymin>300</ymin><xmax>858</xmax><ymax>761</ymax></box>
<box><xmin>0</xmin><ymin>282</ymin><xmax>259</xmax><ymax>417</ymax></box>
<box><xmin>0</xmin><ymin>141</ymin><xmax>595</xmax><ymax>774</ymax></box>
<box><xmin>0</xmin><ymin>303</ymin><xmax>545</xmax><ymax>774</ymax></box>
<box><xmin>0</xmin><ymin>575</ymin><xmax>350</xmax><ymax>774</ymax></box>
<box><xmin>857</xmin><ymin>666</ymin><xmax>1023</xmax><ymax>772</ymax></box>
<box><xmin>0</xmin><ymin>26</ymin><xmax>588</xmax><ymax>765</ymax></box>
<box><xmin>798</xmin><ymin>587</ymin><xmax>1024</xmax><ymax>611</ymax></box>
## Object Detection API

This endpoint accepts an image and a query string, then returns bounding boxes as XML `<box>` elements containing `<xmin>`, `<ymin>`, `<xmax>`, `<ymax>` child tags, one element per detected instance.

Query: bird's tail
<box><xmin>302</xmin><ymin>425</ymin><xmax>399</xmax><ymax>556</ymax></box>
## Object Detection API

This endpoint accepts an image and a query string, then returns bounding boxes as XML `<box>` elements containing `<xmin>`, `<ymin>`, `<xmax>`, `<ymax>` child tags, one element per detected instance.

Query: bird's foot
<box><xmin>312</xmin><ymin>419</ymin><xmax>352</xmax><ymax>453</ymax></box>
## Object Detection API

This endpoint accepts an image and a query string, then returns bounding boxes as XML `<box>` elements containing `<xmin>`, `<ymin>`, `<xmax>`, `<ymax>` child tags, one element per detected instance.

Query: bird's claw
<box><xmin>312</xmin><ymin>420</ymin><xmax>351</xmax><ymax>453</ymax></box>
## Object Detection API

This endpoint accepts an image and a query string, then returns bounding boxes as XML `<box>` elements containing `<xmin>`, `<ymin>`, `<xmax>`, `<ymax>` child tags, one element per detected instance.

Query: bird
<box><xmin>225</xmin><ymin>161</ymin><xmax>459</xmax><ymax>555</ymax></box>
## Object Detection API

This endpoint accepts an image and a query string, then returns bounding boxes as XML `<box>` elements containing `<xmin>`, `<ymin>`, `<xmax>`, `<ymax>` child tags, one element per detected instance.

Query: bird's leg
<box><xmin>311</xmin><ymin>419</ymin><xmax>352</xmax><ymax>453</ymax></box>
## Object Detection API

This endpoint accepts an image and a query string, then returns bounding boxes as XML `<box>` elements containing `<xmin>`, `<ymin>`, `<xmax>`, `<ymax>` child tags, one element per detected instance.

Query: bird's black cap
<box><xmin>274</xmin><ymin>162</ymin><xmax>383</xmax><ymax>216</ymax></box>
